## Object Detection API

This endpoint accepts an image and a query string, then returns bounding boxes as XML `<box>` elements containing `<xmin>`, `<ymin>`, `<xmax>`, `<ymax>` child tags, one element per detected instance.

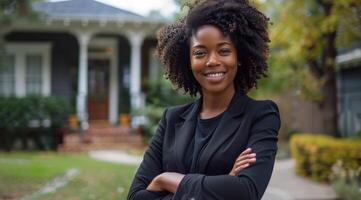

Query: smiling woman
<box><xmin>128</xmin><ymin>0</ymin><xmax>281</xmax><ymax>199</ymax></box>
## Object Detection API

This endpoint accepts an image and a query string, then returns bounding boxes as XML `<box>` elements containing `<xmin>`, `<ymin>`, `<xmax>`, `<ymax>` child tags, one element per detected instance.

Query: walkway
<box><xmin>263</xmin><ymin>159</ymin><xmax>337</xmax><ymax>200</ymax></box>
<box><xmin>89</xmin><ymin>151</ymin><xmax>338</xmax><ymax>200</ymax></box>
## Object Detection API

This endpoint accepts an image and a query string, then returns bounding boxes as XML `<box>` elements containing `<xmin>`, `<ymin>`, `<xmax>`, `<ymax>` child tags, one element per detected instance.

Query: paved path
<box><xmin>89</xmin><ymin>151</ymin><xmax>337</xmax><ymax>200</ymax></box>
<box><xmin>263</xmin><ymin>159</ymin><xmax>337</xmax><ymax>200</ymax></box>
<box><xmin>89</xmin><ymin>150</ymin><xmax>142</xmax><ymax>165</ymax></box>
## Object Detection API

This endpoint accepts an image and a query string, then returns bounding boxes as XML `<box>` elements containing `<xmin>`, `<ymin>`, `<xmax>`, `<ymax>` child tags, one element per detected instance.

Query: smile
<box><xmin>205</xmin><ymin>72</ymin><xmax>225</xmax><ymax>77</ymax></box>
<box><xmin>203</xmin><ymin>71</ymin><xmax>226</xmax><ymax>82</ymax></box>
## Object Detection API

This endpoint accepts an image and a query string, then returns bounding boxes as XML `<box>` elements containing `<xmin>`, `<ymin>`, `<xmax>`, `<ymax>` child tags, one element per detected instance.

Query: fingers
<box><xmin>235</xmin><ymin>153</ymin><xmax>256</xmax><ymax>163</ymax></box>
<box><xmin>240</xmin><ymin>148</ymin><xmax>252</xmax><ymax>156</ymax></box>
<box><xmin>232</xmin><ymin>157</ymin><xmax>256</xmax><ymax>174</ymax></box>
<box><xmin>235</xmin><ymin>156</ymin><xmax>256</xmax><ymax>166</ymax></box>
<box><xmin>234</xmin><ymin>163</ymin><xmax>250</xmax><ymax>173</ymax></box>
<box><xmin>229</xmin><ymin>148</ymin><xmax>257</xmax><ymax>176</ymax></box>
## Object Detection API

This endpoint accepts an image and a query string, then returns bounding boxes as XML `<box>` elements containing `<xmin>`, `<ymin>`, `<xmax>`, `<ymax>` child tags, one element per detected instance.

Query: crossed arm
<box><xmin>146</xmin><ymin>148</ymin><xmax>257</xmax><ymax>193</ymax></box>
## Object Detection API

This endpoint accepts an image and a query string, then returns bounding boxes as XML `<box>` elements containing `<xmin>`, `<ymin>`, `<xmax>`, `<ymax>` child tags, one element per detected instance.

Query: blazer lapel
<box><xmin>174</xmin><ymin>98</ymin><xmax>202</xmax><ymax>173</ymax></box>
<box><xmin>198</xmin><ymin>92</ymin><xmax>250</xmax><ymax>172</ymax></box>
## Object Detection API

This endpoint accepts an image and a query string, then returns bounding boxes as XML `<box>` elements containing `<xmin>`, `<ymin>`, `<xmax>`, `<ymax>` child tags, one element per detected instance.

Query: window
<box><xmin>5</xmin><ymin>43</ymin><xmax>51</xmax><ymax>97</ymax></box>
<box><xmin>26</xmin><ymin>54</ymin><xmax>42</xmax><ymax>95</ymax></box>
<box><xmin>0</xmin><ymin>55</ymin><xmax>15</xmax><ymax>96</ymax></box>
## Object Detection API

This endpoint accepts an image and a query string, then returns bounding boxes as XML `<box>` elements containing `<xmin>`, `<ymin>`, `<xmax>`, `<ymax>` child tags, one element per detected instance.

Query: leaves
<box><xmin>264</xmin><ymin>0</ymin><xmax>361</xmax><ymax>99</ymax></box>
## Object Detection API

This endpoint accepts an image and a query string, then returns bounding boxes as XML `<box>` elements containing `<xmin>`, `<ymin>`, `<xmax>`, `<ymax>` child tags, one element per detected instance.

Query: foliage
<box><xmin>330</xmin><ymin>160</ymin><xmax>361</xmax><ymax>200</ymax></box>
<box><xmin>269</xmin><ymin>0</ymin><xmax>361</xmax><ymax>85</ymax></box>
<box><xmin>0</xmin><ymin>0</ymin><xmax>41</xmax><ymax>69</ymax></box>
<box><xmin>353</xmin><ymin>129</ymin><xmax>361</xmax><ymax>139</ymax></box>
<box><xmin>146</xmin><ymin>78</ymin><xmax>194</xmax><ymax>108</ymax></box>
<box><xmin>134</xmin><ymin>105</ymin><xmax>165</xmax><ymax>142</ymax></box>
<box><xmin>0</xmin><ymin>95</ymin><xmax>70</xmax><ymax>151</ymax></box>
<box><xmin>290</xmin><ymin>134</ymin><xmax>361</xmax><ymax>182</ymax></box>
<box><xmin>0</xmin><ymin>152</ymin><xmax>137</xmax><ymax>200</ymax></box>
<box><xmin>138</xmin><ymin>79</ymin><xmax>194</xmax><ymax>139</ymax></box>
<box><xmin>267</xmin><ymin>0</ymin><xmax>361</xmax><ymax>135</ymax></box>
<box><xmin>0</xmin><ymin>0</ymin><xmax>40</xmax><ymax>22</ymax></box>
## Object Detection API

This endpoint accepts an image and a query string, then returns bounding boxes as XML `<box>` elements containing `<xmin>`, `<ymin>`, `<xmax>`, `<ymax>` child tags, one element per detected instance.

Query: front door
<box><xmin>87</xmin><ymin>59</ymin><xmax>110</xmax><ymax>121</ymax></box>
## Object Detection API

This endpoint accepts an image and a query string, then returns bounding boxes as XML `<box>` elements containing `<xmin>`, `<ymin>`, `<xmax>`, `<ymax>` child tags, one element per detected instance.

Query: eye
<box><xmin>193</xmin><ymin>50</ymin><xmax>207</xmax><ymax>58</ymax></box>
<box><xmin>219</xmin><ymin>48</ymin><xmax>231</xmax><ymax>55</ymax></box>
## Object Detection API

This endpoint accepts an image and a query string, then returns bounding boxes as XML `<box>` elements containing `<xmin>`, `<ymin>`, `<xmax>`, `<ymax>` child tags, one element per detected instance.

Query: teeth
<box><xmin>206</xmin><ymin>72</ymin><xmax>224</xmax><ymax>77</ymax></box>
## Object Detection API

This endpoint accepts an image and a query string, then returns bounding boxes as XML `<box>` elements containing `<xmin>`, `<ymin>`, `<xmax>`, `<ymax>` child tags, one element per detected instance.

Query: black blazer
<box><xmin>128</xmin><ymin>92</ymin><xmax>281</xmax><ymax>200</ymax></box>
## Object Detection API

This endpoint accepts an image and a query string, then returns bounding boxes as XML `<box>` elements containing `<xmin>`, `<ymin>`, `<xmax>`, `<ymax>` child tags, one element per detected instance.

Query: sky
<box><xmin>95</xmin><ymin>0</ymin><xmax>179</xmax><ymax>17</ymax></box>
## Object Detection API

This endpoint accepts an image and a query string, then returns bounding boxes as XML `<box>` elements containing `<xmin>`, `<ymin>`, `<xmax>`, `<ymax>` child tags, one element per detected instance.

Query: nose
<box><xmin>206</xmin><ymin>52</ymin><xmax>220</xmax><ymax>67</ymax></box>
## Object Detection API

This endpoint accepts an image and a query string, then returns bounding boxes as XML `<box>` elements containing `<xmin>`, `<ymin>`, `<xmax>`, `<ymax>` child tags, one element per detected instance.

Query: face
<box><xmin>190</xmin><ymin>25</ymin><xmax>238</xmax><ymax>96</ymax></box>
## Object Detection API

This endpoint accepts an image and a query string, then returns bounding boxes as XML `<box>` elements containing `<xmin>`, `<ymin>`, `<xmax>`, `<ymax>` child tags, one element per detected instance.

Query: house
<box><xmin>0</xmin><ymin>0</ymin><xmax>165</xmax><ymax>128</ymax></box>
<box><xmin>336</xmin><ymin>42</ymin><xmax>361</xmax><ymax>136</ymax></box>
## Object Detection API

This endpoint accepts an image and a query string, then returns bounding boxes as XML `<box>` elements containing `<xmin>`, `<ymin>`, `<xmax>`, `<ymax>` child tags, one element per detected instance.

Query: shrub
<box><xmin>353</xmin><ymin>129</ymin><xmax>361</xmax><ymax>139</ymax></box>
<box><xmin>134</xmin><ymin>105</ymin><xmax>165</xmax><ymax>143</ymax></box>
<box><xmin>0</xmin><ymin>95</ymin><xmax>70</xmax><ymax>151</ymax></box>
<box><xmin>290</xmin><ymin>134</ymin><xmax>361</xmax><ymax>182</ymax></box>
<box><xmin>136</xmin><ymin>79</ymin><xmax>194</xmax><ymax>141</ymax></box>
<box><xmin>330</xmin><ymin>160</ymin><xmax>361</xmax><ymax>200</ymax></box>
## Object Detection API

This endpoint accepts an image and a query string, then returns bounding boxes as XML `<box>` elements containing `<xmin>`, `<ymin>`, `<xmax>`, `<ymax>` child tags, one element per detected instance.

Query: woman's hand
<box><xmin>229</xmin><ymin>148</ymin><xmax>256</xmax><ymax>176</ymax></box>
<box><xmin>146</xmin><ymin>172</ymin><xmax>185</xmax><ymax>193</ymax></box>
<box><xmin>146</xmin><ymin>174</ymin><xmax>164</xmax><ymax>192</ymax></box>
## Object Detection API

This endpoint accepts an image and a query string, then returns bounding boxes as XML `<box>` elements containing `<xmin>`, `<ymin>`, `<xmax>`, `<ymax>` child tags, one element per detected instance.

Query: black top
<box><xmin>128</xmin><ymin>92</ymin><xmax>281</xmax><ymax>200</ymax></box>
<box><xmin>189</xmin><ymin>113</ymin><xmax>223</xmax><ymax>173</ymax></box>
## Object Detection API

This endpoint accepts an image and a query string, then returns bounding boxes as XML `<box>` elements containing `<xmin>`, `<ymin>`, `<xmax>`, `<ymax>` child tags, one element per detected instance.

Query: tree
<box><xmin>0</xmin><ymin>0</ymin><xmax>39</xmax><ymax>68</ymax></box>
<box><xmin>269</xmin><ymin>0</ymin><xmax>361</xmax><ymax>136</ymax></box>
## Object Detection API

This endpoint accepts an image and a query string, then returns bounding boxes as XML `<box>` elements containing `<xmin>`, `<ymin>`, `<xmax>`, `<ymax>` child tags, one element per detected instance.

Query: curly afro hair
<box><xmin>156</xmin><ymin>0</ymin><xmax>270</xmax><ymax>96</ymax></box>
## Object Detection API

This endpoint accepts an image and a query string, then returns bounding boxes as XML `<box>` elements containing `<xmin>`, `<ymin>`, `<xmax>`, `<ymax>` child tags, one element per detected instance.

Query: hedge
<box><xmin>290</xmin><ymin>134</ymin><xmax>361</xmax><ymax>182</ymax></box>
<box><xmin>0</xmin><ymin>95</ymin><xmax>70</xmax><ymax>151</ymax></box>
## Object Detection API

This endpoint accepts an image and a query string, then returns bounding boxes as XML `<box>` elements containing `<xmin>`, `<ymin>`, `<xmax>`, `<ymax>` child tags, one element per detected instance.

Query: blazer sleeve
<box><xmin>173</xmin><ymin>101</ymin><xmax>281</xmax><ymax>200</ymax></box>
<box><xmin>127</xmin><ymin>109</ymin><xmax>173</xmax><ymax>200</ymax></box>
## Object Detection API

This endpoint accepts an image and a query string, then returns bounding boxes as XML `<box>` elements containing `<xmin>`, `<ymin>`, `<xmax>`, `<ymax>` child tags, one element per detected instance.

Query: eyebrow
<box><xmin>191</xmin><ymin>41</ymin><xmax>232</xmax><ymax>48</ymax></box>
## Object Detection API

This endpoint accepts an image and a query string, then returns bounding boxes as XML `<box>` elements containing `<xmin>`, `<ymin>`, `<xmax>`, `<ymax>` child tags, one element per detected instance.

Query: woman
<box><xmin>128</xmin><ymin>0</ymin><xmax>280</xmax><ymax>199</ymax></box>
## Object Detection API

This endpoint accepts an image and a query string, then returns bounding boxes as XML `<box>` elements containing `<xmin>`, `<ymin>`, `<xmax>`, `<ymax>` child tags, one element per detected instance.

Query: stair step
<box><xmin>60</xmin><ymin>125</ymin><xmax>144</xmax><ymax>152</ymax></box>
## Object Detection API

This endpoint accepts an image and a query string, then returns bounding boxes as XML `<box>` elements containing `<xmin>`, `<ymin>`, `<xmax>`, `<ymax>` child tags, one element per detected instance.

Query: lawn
<box><xmin>0</xmin><ymin>152</ymin><xmax>138</xmax><ymax>200</ymax></box>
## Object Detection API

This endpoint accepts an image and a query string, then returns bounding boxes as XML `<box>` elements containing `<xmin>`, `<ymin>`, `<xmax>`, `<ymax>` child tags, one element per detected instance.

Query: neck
<box><xmin>200</xmin><ymin>87</ymin><xmax>235</xmax><ymax>119</ymax></box>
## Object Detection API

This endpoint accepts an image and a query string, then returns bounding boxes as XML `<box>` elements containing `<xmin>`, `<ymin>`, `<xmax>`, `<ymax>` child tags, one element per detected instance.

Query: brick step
<box><xmin>86</xmin><ymin>127</ymin><xmax>135</xmax><ymax>135</ymax></box>
<box><xmin>60</xmin><ymin>125</ymin><xmax>144</xmax><ymax>152</ymax></box>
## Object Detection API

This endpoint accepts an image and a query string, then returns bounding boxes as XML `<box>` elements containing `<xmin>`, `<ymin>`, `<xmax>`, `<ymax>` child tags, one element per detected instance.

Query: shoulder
<box><xmin>245</xmin><ymin>96</ymin><xmax>279</xmax><ymax>115</ymax></box>
<box><xmin>244</xmin><ymin>97</ymin><xmax>280</xmax><ymax>126</ymax></box>
<box><xmin>162</xmin><ymin>100</ymin><xmax>197</xmax><ymax>121</ymax></box>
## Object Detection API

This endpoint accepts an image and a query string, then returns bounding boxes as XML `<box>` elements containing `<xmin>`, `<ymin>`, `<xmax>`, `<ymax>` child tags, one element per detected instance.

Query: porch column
<box><xmin>128</xmin><ymin>33</ymin><xmax>144</xmax><ymax>111</ymax></box>
<box><xmin>76</xmin><ymin>33</ymin><xmax>91</xmax><ymax>130</ymax></box>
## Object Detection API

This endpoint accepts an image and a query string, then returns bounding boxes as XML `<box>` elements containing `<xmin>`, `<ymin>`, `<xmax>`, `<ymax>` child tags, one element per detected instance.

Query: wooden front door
<box><xmin>87</xmin><ymin>59</ymin><xmax>110</xmax><ymax>121</ymax></box>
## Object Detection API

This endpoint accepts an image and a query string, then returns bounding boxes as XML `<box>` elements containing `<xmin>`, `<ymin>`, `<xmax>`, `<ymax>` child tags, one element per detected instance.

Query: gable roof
<box><xmin>33</xmin><ymin>0</ymin><xmax>145</xmax><ymax>21</ymax></box>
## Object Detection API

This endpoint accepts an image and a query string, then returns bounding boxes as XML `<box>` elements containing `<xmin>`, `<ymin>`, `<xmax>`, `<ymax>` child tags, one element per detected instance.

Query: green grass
<box><xmin>0</xmin><ymin>152</ymin><xmax>138</xmax><ymax>200</ymax></box>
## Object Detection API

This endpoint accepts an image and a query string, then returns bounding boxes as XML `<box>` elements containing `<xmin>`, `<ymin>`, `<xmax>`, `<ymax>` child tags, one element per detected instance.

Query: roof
<box><xmin>337</xmin><ymin>41</ymin><xmax>361</xmax><ymax>68</ymax></box>
<box><xmin>33</xmin><ymin>0</ymin><xmax>146</xmax><ymax>21</ymax></box>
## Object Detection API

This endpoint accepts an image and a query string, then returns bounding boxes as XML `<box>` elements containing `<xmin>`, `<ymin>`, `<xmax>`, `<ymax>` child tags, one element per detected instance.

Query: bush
<box><xmin>290</xmin><ymin>134</ymin><xmax>361</xmax><ymax>182</ymax></box>
<box><xmin>353</xmin><ymin>129</ymin><xmax>361</xmax><ymax>139</ymax></box>
<box><xmin>330</xmin><ymin>160</ymin><xmax>361</xmax><ymax>200</ymax></box>
<box><xmin>134</xmin><ymin>105</ymin><xmax>165</xmax><ymax>143</ymax></box>
<box><xmin>137</xmin><ymin>79</ymin><xmax>194</xmax><ymax>141</ymax></box>
<box><xmin>146</xmin><ymin>79</ymin><xmax>194</xmax><ymax>107</ymax></box>
<box><xmin>0</xmin><ymin>95</ymin><xmax>70</xmax><ymax>151</ymax></box>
